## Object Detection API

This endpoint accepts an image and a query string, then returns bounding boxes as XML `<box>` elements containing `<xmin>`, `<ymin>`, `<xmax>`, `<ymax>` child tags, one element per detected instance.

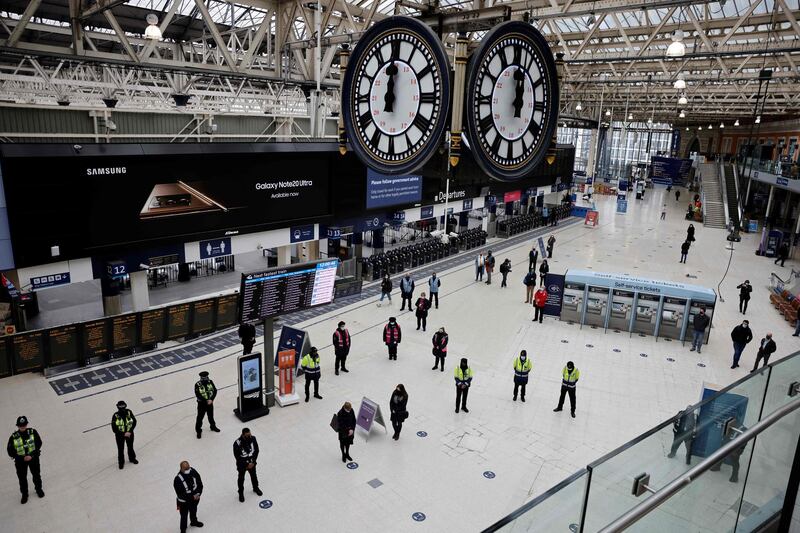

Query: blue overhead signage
<box><xmin>200</xmin><ymin>237</ymin><xmax>232</xmax><ymax>259</ymax></box>
<box><xmin>31</xmin><ymin>272</ymin><xmax>70</xmax><ymax>290</ymax></box>
<box><xmin>670</xmin><ymin>129</ymin><xmax>681</xmax><ymax>156</ymax></box>
<box><xmin>462</xmin><ymin>198</ymin><xmax>473</xmax><ymax>211</ymax></box>
<box><xmin>290</xmin><ymin>224</ymin><xmax>315</xmax><ymax>243</ymax></box>
<box><xmin>391</xmin><ymin>211</ymin><xmax>406</xmax><ymax>223</ymax></box>
<box><xmin>366</xmin><ymin>170</ymin><xmax>422</xmax><ymax>209</ymax></box>
<box><xmin>420</xmin><ymin>205</ymin><xmax>434</xmax><ymax>219</ymax></box>
<box><xmin>650</xmin><ymin>156</ymin><xmax>692</xmax><ymax>185</ymax></box>
<box><xmin>325</xmin><ymin>226</ymin><xmax>342</xmax><ymax>239</ymax></box>
<box><xmin>777</xmin><ymin>177</ymin><xmax>789</xmax><ymax>186</ymax></box>
<box><xmin>484</xmin><ymin>195</ymin><xmax>497</xmax><ymax>206</ymax></box>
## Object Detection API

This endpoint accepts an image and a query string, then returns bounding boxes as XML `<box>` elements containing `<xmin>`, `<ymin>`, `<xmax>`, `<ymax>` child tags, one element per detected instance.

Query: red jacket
<box><xmin>383</xmin><ymin>323</ymin><xmax>401</xmax><ymax>345</ymax></box>
<box><xmin>534</xmin><ymin>289</ymin><xmax>547</xmax><ymax>308</ymax></box>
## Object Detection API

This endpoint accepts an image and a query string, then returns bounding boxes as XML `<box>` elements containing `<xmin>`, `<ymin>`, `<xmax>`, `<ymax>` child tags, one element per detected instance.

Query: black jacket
<box><xmin>529</xmin><ymin>250</ymin><xmax>538</xmax><ymax>263</ymax></box>
<box><xmin>737</xmin><ymin>283</ymin><xmax>752</xmax><ymax>300</ymax></box>
<box><xmin>389</xmin><ymin>392</ymin><xmax>409</xmax><ymax>422</ymax></box>
<box><xmin>174</xmin><ymin>468</ymin><xmax>203</xmax><ymax>502</ymax></box>
<box><xmin>687</xmin><ymin>226</ymin><xmax>695</xmax><ymax>240</ymax></box>
<box><xmin>337</xmin><ymin>408</ymin><xmax>356</xmax><ymax>444</ymax></box>
<box><xmin>432</xmin><ymin>331</ymin><xmax>448</xmax><ymax>356</ymax></box>
<box><xmin>7</xmin><ymin>428</ymin><xmax>42</xmax><ymax>461</ymax></box>
<box><xmin>381</xmin><ymin>278</ymin><xmax>392</xmax><ymax>294</ymax></box>
<box><xmin>233</xmin><ymin>435</ymin><xmax>260</xmax><ymax>468</ymax></box>
<box><xmin>681</xmin><ymin>242</ymin><xmax>691</xmax><ymax>254</ymax></box>
<box><xmin>539</xmin><ymin>262</ymin><xmax>549</xmax><ymax>275</ymax></box>
<box><xmin>238</xmin><ymin>322</ymin><xmax>256</xmax><ymax>342</ymax></box>
<box><xmin>111</xmin><ymin>409</ymin><xmax>137</xmax><ymax>435</ymax></box>
<box><xmin>692</xmin><ymin>313</ymin><xmax>710</xmax><ymax>332</ymax></box>
<box><xmin>415</xmin><ymin>297</ymin><xmax>431</xmax><ymax>318</ymax></box>
<box><xmin>195</xmin><ymin>379</ymin><xmax>218</xmax><ymax>402</ymax></box>
<box><xmin>731</xmin><ymin>325</ymin><xmax>753</xmax><ymax>345</ymax></box>
<box><xmin>500</xmin><ymin>261</ymin><xmax>511</xmax><ymax>274</ymax></box>
<box><xmin>333</xmin><ymin>328</ymin><xmax>351</xmax><ymax>356</ymax></box>
<box><xmin>673</xmin><ymin>410</ymin><xmax>696</xmax><ymax>438</ymax></box>
<box><xmin>757</xmin><ymin>338</ymin><xmax>776</xmax><ymax>356</ymax></box>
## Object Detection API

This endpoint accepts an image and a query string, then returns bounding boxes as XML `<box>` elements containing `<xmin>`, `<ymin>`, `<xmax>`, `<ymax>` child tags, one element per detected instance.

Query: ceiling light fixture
<box><xmin>719</xmin><ymin>122</ymin><xmax>724</xmax><ymax>128</ymax></box>
<box><xmin>678</xmin><ymin>94</ymin><xmax>688</xmax><ymax>105</ymax></box>
<box><xmin>755</xmin><ymin>115</ymin><xmax>761</xmax><ymax>124</ymax></box>
<box><xmin>605</xmin><ymin>109</ymin><xmax>611</xmax><ymax>117</ymax></box>
<box><xmin>628</xmin><ymin>113</ymin><xmax>633</xmax><ymax>120</ymax></box>
<box><xmin>673</xmin><ymin>73</ymin><xmax>686</xmax><ymax>90</ymax></box>
<box><xmin>679</xmin><ymin>110</ymin><xmax>686</xmax><ymax>118</ymax></box>
<box><xmin>734</xmin><ymin>119</ymin><xmax>740</xmax><ymax>126</ymax></box>
<box><xmin>575</xmin><ymin>102</ymin><xmax>582</xmax><ymax>111</ymax></box>
<box><xmin>708</xmin><ymin>124</ymin><xmax>712</xmax><ymax>129</ymax></box>
<box><xmin>145</xmin><ymin>13</ymin><xmax>162</xmax><ymax>40</ymax></box>
<box><xmin>666</xmin><ymin>29</ymin><xmax>686</xmax><ymax>58</ymax></box>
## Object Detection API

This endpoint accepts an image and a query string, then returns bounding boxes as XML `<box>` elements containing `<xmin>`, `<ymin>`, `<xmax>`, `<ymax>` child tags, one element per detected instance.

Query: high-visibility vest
<box><xmin>301</xmin><ymin>354</ymin><xmax>321</xmax><ymax>377</ymax></box>
<box><xmin>454</xmin><ymin>366</ymin><xmax>474</xmax><ymax>385</ymax></box>
<box><xmin>12</xmin><ymin>431</ymin><xmax>35</xmax><ymax>456</ymax></box>
<box><xmin>197</xmin><ymin>382</ymin><xmax>215</xmax><ymax>400</ymax></box>
<box><xmin>562</xmin><ymin>367</ymin><xmax>580</xmax><ymax>388</ymax></box>
<box><xmin>176</xmin><ymin>471</ymin><xmax>198</xmax><ymax>502</ymax></box>
<box><xmin>114</xmin><ymin>411</ymin><xmax>134</xmax><ymax>433</ymax></box>
<box><xmin>513</xmin><ymin>358</ymin><xmax>532</xmax><ymax>378</ymax></box>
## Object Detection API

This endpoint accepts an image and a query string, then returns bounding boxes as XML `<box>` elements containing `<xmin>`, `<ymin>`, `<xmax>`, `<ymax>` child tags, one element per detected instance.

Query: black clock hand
<box><xmin>384</xmin><ymin>62</ymin><xmax>398</xmax><ymax>112</ymax></box>
<box><xmin>512</xmin><ymin>67</ymin><xmax>525</xmax><ymax>118</ymax></box>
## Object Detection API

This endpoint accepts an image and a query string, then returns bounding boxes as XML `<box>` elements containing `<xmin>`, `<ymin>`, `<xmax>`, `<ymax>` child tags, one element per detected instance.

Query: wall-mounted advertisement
<box><xmin>0</xmin><ymin>146</ymin><xmax>331</xmax><ymax>267</ymax></box>
<box><xmin>366</xmin><ymin>170</ymin><xmax>422</xmax><ymax>209</ymax></box>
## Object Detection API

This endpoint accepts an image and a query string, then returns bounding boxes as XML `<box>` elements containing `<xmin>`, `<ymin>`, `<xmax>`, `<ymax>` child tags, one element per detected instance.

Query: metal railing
<box><xmin>718</xmin><ymin>159</ymin><xmax>731</xmax><ymax>230</ymax></box>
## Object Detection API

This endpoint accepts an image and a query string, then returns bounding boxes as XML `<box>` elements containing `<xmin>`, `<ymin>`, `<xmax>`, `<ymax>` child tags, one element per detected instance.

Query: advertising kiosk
<box><xmin>560</xmin><ymin>270</ymin><xmax>716</xmax><ymax>343</ymax></box>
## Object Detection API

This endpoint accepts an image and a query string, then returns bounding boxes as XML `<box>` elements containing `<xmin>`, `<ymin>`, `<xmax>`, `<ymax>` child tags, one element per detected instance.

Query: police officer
<box><xmin>7</xmin><ymin>416</ymin><xmax>43</xmax><ymax>504</ymax></box>
<box><xmin>195</xmin><ymin>371</ymin><xmax>220</xmax><ymax>438</ymax></box>
<box><xmin>300</xmin><ymin>347</ymin><xmax>323</xmax><ymax>402</ymax></box>
<box><xmin>237</xmin><ymin>321</ymin><xmax>256</xmax><ymax>355</ymax></box>
<box><xmin>174</xmin><ymin>461</ymin><xmax>204</xmax><ymax>532</ymax></box>
<box><xmin>332</xmin><ymin>321</ymin><xmax>351</xmax><ymax>375</ymax></box>
<box><xmin>454</xmin><ymin>358</ymin><xmax>474</xmax><ymax>413</ymax></box>
<box><xmin>111</xmin><ymin>401</ymin><xmax>138</xmax><ymax>469</ymax></box>
<box><xmin>233</xmin><ymin>428</ymin><xmax>262</xmax><ymax>502</ymax></box>
<box><xmin>553</xmin><ymin>361</ymin><xmax>580</xmax><ymax>418</ymax></box>
<box><xmin>512</xmin><ymin>350</ymin><xmax>533</xmax><ymax>402</ymax></box>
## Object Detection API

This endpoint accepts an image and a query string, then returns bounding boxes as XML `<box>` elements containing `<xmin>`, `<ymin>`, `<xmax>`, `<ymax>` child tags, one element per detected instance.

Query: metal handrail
<box><xmin>598</xmin><ymin>395</ymin><xmax>800</xmax><ymax>533</ymax></box>
<box><xmin>731</xmin><ymin>162</ymin><xmax>743</xmax><ymax>228</ymax></box>
<box><xmin>718</xmin><ymin>160</ymin><xmax>731</xmax><ymax>230</ymax></box>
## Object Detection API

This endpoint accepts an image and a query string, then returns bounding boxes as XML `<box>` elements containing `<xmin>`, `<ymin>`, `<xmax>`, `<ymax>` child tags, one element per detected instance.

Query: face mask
<box><xmin>118</xmin><ymin>407</ymin><xmax>126</xmax><ymax>413</ymax></box>
<box><xmin>201</xmin><ymin>377</ymin><xmax>209</xmax><ymax>382</ymax></box>
<box><xmin>520</xmin><ymin>355</ymin><xmax>526</xmax><ymax>361</ymax></box>
<box><xmin>339</xmin><ymin>326</ymin><xmax>344</xmax><ymax>331</ymax></box>
<box><xmin>183</xmin><ymin>469</ymin><xmax>191</xmax><ymax>475</ymax></box>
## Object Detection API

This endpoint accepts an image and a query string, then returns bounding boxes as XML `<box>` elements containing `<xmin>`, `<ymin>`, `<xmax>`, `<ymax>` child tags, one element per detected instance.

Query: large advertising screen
<box><xmin>12</xmin><ymin>331</ymin><xmax>44</xmax><ymax>372</ymax></box>
<box><xmin>240</xmin><ymin>356</ymin><xmax>262</xmax><ymax>394</ymax></box>
<box><xmin>366</xmin><ymin>170</ymin><xmax>422</xmax><ymax>209</ymax></box>
<box><xmin>47</xmin><ymin>325</ymin><xmax>79</xmax><ymax>366</ymax></box>
<box><xmin>0</xmin><ymin>146</ymin><xmax>332</xmax><ymax>266</ymax></box>
<box><xmin>240</xmin><ymin>259</ymin><xmax>338</xmax><ymax>323</ymax></box>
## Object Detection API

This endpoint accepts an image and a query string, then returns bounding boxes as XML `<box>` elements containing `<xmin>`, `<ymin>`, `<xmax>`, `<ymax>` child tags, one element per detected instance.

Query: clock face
<box><xmin>342</xmin><ymin>17</ymin><xmax>450</xmax><ymax>175</ymax></box>
<box><xmin>465</xmin><ymin>22</ymin><xmax>559</xmax><ymax>181</ymax></box>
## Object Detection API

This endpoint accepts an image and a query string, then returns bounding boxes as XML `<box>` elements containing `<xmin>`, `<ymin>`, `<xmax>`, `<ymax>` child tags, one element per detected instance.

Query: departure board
<box><xmin>83</xmin><ymin>319</ymin><xmax>110</xmax><ymax>358</ymax></box>
<box><xmin>240</xmin><ymin>259</ymin><xmax>338</xmax><ymax>322</ymax></box>
<box><xmin>47</xmin><ymin>325</ymin><xmax>79</xmax><ymax>366</ymax></box>
<box><xmin>112</xmin><ymin>314</ymin><xmax>138</xmax><ymax>350</ymax></box>
<box><xmin>0</xmin><ymin>338</ymin><xmax>11</xmax><ymax>377</ymax></box>
<box><xmin>12</xmin><ymin>331</ymin><xmax>44</xmax><ymax>372</ymax></box>
<box><xmin>215</xmin><ymin>294</ymin><xmax>238</xmax><ymax>328</ymax></box>
<box><xmin>139</xmin><ymin>308</ymin><xmax>166</xmax><ymax>344</ymax></box>
<box><xmin>167</xmin><ymin>303</ymin><xmax>191</xmax><ymax>339</ymax></box>
<box><xmin>192</xmin><ymin>299</ymin><xmax>215</xmax><ymax>333</ymax></box>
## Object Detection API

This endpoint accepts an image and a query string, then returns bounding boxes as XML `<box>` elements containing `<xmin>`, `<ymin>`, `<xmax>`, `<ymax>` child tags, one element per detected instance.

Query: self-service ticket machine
<box><xmin>608</xmin><ymin>289</ymin><xmax>634</xmax><ymax>331</ymax></box>
<box><xmin>561</xmin><ymin>281</ymin><xmax>585</xmax><ymax>323</ymax></box>
<box><xmin>560</xmin><ymin>271</ymin><xmax>717</xmax><ymax>341</ymax></box>
<box><xmin>584</xmin><ymin>286</ymin><xmax>610</xmax><ymax>328</ymax></box>
<box><xmin>659</xmin><ymin>297</ymin><xmax>687</xmax><ymax>340</ymax></box>
<box><xmin>633</xmin><ymin>293</ymin><xmax>660</xmax><ymax>336</ymax></box>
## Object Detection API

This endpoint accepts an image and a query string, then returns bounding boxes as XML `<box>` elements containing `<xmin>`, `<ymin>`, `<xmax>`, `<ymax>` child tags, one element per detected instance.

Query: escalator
<box><xmin>724</xmin><ymin>163</ymin><xmax>740</xmax><ymax>229</ymax></box>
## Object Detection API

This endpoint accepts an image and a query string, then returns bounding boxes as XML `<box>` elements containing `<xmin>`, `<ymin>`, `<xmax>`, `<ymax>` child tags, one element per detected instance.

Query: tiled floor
<box><xmin>0</xmin><ymin>188</ymin><xmax>795</xmax><ymax>533</ymax></box>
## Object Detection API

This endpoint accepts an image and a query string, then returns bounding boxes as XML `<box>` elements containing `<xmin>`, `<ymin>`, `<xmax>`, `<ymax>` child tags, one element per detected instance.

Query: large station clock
<box><xmin>464</xmin><ymin>21</ymin><xmax>559</xmax><ymax>181</ymax></box>
<box><xmin>342</xmin><ymin>16</ymin><xmax>451</xmax><ymax>175</ymax></box>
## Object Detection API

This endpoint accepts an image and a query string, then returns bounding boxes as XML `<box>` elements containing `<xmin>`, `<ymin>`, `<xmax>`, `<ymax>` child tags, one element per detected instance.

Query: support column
<box><xmin>744</xmin><ymin>177</ymin><xmax>753</xmax><ymax>208</ymax></box>
<box><xmin>276</xmin><ymin>245</ymin><xmax>291</xmax><ymax>266</ymax></box>
<box><xmin>765</xmin><ymin>185</ymin><xmax>775</xmax><ymax>223</ymax></box>
<box><xmin>130</xmin><ymin>270</ymin><xmax>150</xmax><ymax>312</ymax></box>
<box><xmin>372</xmin><ymin>228</ymin><xmax>384</xmax><ymax>254</ymax></box>
<box><xmin>303</xmin><ymin>240</ymin><xmax>319</xmax><ymax>262</ymax></box>
<box><xmin>352</xmin><ymin>232</ymin><xmax>363</xmax><ymax>260</ymax></box>
<box><xmin>586</xmin><ymin>128</ymin><xmax>599</xmax><ymax>177</ymax></box>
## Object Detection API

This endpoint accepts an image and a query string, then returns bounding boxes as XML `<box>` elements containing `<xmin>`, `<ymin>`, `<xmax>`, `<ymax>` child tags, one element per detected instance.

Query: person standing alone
<box><xmin>512</xmin><ymin>350</ymin><xmax>532</xmax><ymax>402</ymax></box>
<box><xmin>533</xmin><ymin>286</ymin><xmax>547</xmax><ymax>323</ymax></box>
<box><xmin>336</xmin><ymin>402</ymin><xmax>356</xmax><ymax>463</ymax></box>
<box><xmin>539</xmin><ymin>259</ymin><xmax>549</xmax><ymax>286</ymax></box>
<box><xmin>173</xmin><ymin>461</ymin><xmax>203</xmax><ymax>533</ymax></box>
<box><xmin>300</xmin><ymin>347</ymin><xmax>323</xmax><ymax>401</ymax></box>
<box><xmin>111</xmin><ymin>401</ymin><xmax>138</xmax><ymax>469</ymax></box>
<box><xmin>389</xmin><ymin>385</ymin><xmax>409</xmax><ymax>440</ymax></box>
<box><xmin>528</xmin><ymin>246</ymin><xmax>538</xmax><ymax>273</ymax></box>
<box><xmin>428</xmin><ymin>272</ymin><xmax>441</xmax><ymax>309</ymax></box>
<box><xmin>332</xmin><ymin>321</ymin><xmax>351</xmax><ymax>375</ymax></box>
<box><xmin>524</xmin><ymin>269</ymin><xmax>536</xmax><ymax>303</ymax></box>
<box><xmin>415</xmin><ymin>292</ymin><xmax>431</xmax><ymax>331</ymax></box>
<box><xmin>194</xmin><ymin>371</ymin><xmax>220</xmax><ymax>439</ymax></box>
<box><xmin>679</xmin><ymin>241</ymin><xmax>690</xmax><ymax>263</ymax></box>
<box><xmin>431</xmin><ymin>327</ymin><xmax>448</xmax><ymax>371</ymax></box>
<box><xmin>399</xmin><ymin>274</ymin><xmax>415</xmax><ymax>311</ymax></box>
<box><xmin>237</xmin><ymin>321</ymin><xmax>256</xmax><ymax>355</ymax></box>
<box><xmin>383</xmin><ymin>317</ymin><xmax>402</xmax><ymax>360</ymax></box>
<box><xmin>454</xmin><ymin>358</ymin><xmax>474</xmax><ymax>413</ymax></box>
<box><xmin>730</xmin><ymin>320</ymin><xmax>753</xmax><ymax>369</ymax></box>
<box><xmin>736</xmin><ymin>280</ymin><xmax>752</xmax><ymax>314</ymax></box>
<box><xmin>499</xmin><ymin>259</ymin><xmax>512</xmax><ymax>288</ymax></box>
<box><xmin>553</xmin><ymin>361</ymin><xmax>579</xmax><ymax>418</ymax></box>
<box><xmin>7</xmin><ymin>416</ymin><xmax>43</xmax><ymax>504</ymax></box>
<box><xmin>232</xmin><ymin>428</ymin><xmax>262</xmax><ymax>502</ymax></box>
<box><xmin>378</xmin><ymin>274</ymin><xmax>392</xmax><ymax>307</ymax></box>
<box><xmin>689</xmin><ymin>308</ymin><xmax>709</xmax><ymax>354</ymax></box>
<box><xmin>546</xmin><ymin>235</ymin><xmax>556</xmax><ymax>258</ymax></box>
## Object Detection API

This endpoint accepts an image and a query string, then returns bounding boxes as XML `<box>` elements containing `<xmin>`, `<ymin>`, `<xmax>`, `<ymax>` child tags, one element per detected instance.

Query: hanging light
<box><xmin>708</xmin><ymin>124</ymin><xmax>713</xmax><ymax>129</ymax></box>
<box><xmin>685</xmin><ymin>127</ymin><xmax>689</xmax><ymax>131</ymax></box>
<box><xmin>678</xmin><ymin>94</ymin><xmax>688</xmax><ymax>106</ymax></box>
<box><xmin>673</xmin><ymin>73</ymin><xmax>686</xmax><ymax>90</ymax></box>
<box><xmin>755</xmin><ymin>115</ymin><xmax>761</xmax><ymax>124</ymax></box>
<box><xmin>647</xmin><ymin>117</ymin><xmax>653</xmax><ymax>124</ymax></box>
<box><xmin>666</xmin><ymin>29</ymin><xmax>686</xmax><ymax>58</ymax></box>
<box><xmin>698</xmin><ymin>125</ymin><xmax>702</xmax><ymax>131</ymax></box>
<box><xmin>628</xmin><ymin>113</ymin><xmax>633</xmax><ymax>120</ymax></box>
<box><xmin>605</xmin><ymin>109</ymin><xmax>611</xmax><ymax>117</ymax></box>
<box><xmin>575</xmin><ymin>102</ymin><xmax>582</xmax><ymax>111</ymax></box>
<box><xmin>679</xmin><ymin>110</ymin><xmax>686</xmax><ymax>118</ymax></box>
<box><xmin>734</xmin><ymin>119</ymin><xmax>740</xmax><ymax>126</ymax></box>
<box><xmin>719</xmin><ymin>122</ymin><xmax>724</xmax><ymax>129</ymax></box>
<box><xmin>145</xmin><ymin>13</ymin><xmax>162</xmax><ymax>40</ymax></box>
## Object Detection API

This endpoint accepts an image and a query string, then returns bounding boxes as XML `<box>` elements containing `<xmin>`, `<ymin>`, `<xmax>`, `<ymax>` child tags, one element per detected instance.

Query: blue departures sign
<box><xmin>31</xmin><ymin>272</ymin><xmax>70</xmax><ymax>290</ymax></box>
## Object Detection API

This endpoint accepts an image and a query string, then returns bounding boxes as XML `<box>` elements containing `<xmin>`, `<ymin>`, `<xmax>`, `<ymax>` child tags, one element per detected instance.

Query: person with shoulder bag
<box><xmin>389</xmin><ymin>384</ymin><xmax>409</xmax><ymax>440</ymax></box>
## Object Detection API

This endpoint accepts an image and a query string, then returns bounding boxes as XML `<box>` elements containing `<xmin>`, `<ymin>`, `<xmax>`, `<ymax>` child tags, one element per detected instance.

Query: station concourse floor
<box><xmin>0</xmin><ymin>188</ymin><xmax>794</xmax><ymax>533</ymax></box>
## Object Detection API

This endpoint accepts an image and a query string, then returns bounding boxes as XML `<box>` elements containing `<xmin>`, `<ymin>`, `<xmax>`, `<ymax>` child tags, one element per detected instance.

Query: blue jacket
<box><xmin>428</xmin><ymin>277</ymin><xmax>440</xmax><ymax>293</ymax></box>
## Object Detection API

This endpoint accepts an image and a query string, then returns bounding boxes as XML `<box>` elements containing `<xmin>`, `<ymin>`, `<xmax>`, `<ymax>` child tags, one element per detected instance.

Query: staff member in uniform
<box><xmin>415</xmin><ymin>292</ymin><xmax>431</xmax><ymax>331</ymax></box>
<box><xmin>553</xmin><ymin>361</ymin><xmax>580</xmax><ymax>418</ymax></box>
<box><xmin>111</xmin><ymin>401</ymin><xmax>138</xmax><ymax>469</ymax></box>
<box><xmin>232</xmin><ymin>428</ymin><xmax>262</xmax><ymax>502</ymax></box>
<box><xmin>512</xmin><ymin>350</ymin><xmax>532</xmax><ymax>402</ymax></box>
<box><xmin>428</xmin><ymin>272</ymin><xmax>441</xmax><ymax>309</ymax></box>
<box><xmin>194</xmin><ymin>371</ymin><xmax>220</xmax><ymax>439</ymax></box>
<box><xmin>431</xmin><ymin>327</ymin><xmax>448</xmax><ymax>371</ymax></box>
<box><xmin>383</xmin><ymin>317</ymin><xmax>402</xmax><ymax>360</ymax></box>
<box><xmin>6</xmin><ymin>416</ymin><xmax>43</xmax><ymax>504</ymax></box>
<box><xmin>174</xmin><ymin>461</ymin><xmax>203</xmax><ymax>532</ymax></box>
<box><xmin>389</xmin><ymin>384</ymin><xmax>409</xmax><ymax>440</ymax></box>
<box><xmin>332</xmin><ymin>321</ymin><xmax>351</xmax><ymax>375</ymax></box>
<box><xmin>237</xmin><ymin>322</ymin><xmax>256</xmax><ymax>354</ymax></box>
<box><xmin>300</xmin><ymin>347</ymin><xmax>323</xmax><ymax>402</ymax></box>
<box><xmin>454</xmin><ymin>358</ymin><xmax>474</xmax><ymax>413</ymax></box>
<box><xmin>399</xmin><ymin>274</ymin><xmax>415</xmax><ymax>311</ymax></box>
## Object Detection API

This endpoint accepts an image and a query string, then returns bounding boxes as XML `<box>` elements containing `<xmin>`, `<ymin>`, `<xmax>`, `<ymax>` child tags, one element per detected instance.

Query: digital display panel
<box><xmin>192</xmin><ymin>299</ymin><xmax>215</xmax><ymax>334</ymax></box>
<box><xmin>47</xmin><ymin>325</ymin><xmax>79</xmax><ymax>366</ymax></box>
<box><xmin>241</xmin><ymin>356</ymin><xmax>261</xmax><ymax>394</ymax></box>
<box><xmin>167</xmin><ymin>304</ymin><xmax>191</xmax><ymax>339</ymax></box>
<box><xmin>215</xmin><ymin>294</ymin><xmax>238</xmax><ymax>328</ymax></box>
<box><xmin>12</xmin><ymin>331</ymin><xmax>44</xmax><ymax>372</ymax></box>
<box><xmin>139</xmin><ymin>308</ymin><xmax>166</xmax><ymax>344</ymax></box>
<box><xmin>82</xmin><ymin>319</ymin><xmax>110</xmax><ymax>358</ymax></box>
<box><xmin>112</xmin><ymin>314</ymin><xmax>138</xmax><ymax>350</ymax></box>
<box><xmin>240</xmin><ymin>259</ymin><xmax>338</xmax><ymax>322</ymax></box>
